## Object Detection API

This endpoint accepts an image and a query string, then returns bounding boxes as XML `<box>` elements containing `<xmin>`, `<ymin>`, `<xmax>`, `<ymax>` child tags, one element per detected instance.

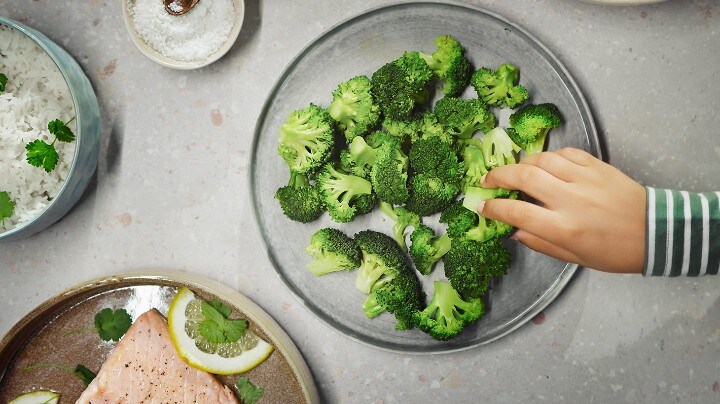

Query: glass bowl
<box><xmin>250</xmin><ymin>2</ymin><xmax>600</xmax><ymax>353</ymax></box>
<box><xmin>0</xmin><ymin>18</ymin><xmax>101</xmax><ymax>242</ymax></box>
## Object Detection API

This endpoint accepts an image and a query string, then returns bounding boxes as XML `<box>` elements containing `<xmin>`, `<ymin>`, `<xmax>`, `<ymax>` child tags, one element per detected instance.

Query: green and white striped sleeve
<box><xmin>644</xmin><ymin>187</ymin><xmax>720</xmax><ymax>276</ymax></box>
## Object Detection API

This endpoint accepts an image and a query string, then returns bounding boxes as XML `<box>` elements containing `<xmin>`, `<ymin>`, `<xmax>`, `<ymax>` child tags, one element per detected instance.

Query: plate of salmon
<box><xmin>0</xmin><ymin>271</ymin><xmax>319</xmax><ymax>403</ymax></box>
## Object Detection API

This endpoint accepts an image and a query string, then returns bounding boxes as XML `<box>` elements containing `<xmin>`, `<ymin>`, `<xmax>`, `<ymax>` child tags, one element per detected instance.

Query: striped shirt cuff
<box><xmin>644</xmin><ymin>187</ymin><xmax>720</xmax><ymax>276</ymax></box>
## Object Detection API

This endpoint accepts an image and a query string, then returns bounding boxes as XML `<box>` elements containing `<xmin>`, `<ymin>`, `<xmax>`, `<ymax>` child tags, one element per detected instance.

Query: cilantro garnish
<box><xmin>26</xmin><ymin>116</ymin><xmax>76</xmax><ymax>173</ymax></box>
<box><xmin>236</xmin><ymin>376</ymin><xmax>264</xmax><ymax>404</ymax></box>
<box><xmin>198</xmin><ymin>300</ymin><xmax>248</xmax><ymax>344</ymax></box>
<box><xmin>0</xmin><ymin>73</ymin><xmax>7</xmax><ymax>92</ymax></box>
<box><xmin>22</xmin><ymin>363</ymin><xmax>96</xmax><ymax>387</ymax></box>
<box><xmin>0</xmin><ymin>191</ymin><xmax>14</xmax><ymax>223</ymax></box>
<box><xmin>65</xmin><ymin>307</ymin><xmax>133</xmax><ymax>342</ymax></box>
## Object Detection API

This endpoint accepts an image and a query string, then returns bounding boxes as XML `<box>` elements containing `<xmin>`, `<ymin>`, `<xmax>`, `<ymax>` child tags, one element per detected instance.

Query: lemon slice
<box><xmin>9</xmin><ymin>391</ymin><xmax>59</xmax><ymax>404</ymax></box>
<box><xmin>168</xmin><ymin>287</ymin><xmax>274</xmax><ymax>375</ymax></box>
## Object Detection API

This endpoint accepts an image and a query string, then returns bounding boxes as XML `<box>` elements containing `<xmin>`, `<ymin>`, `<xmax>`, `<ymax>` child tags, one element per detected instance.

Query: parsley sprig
<box><xmin>65</xmin><ymin>307</ymin><xmax>133</xmax><ymax>342</ymax></box>
<box><xmin>26</xmin><ymin>116</ymin><xmax>76</xmax><ymax>173</ymax></box>
<box><xmin>22</xmin><ymin>363</ymin><xmax>96</xmax><ymax>387</ymax></box>
<box><xmin>199</xmin><ymin>300</ymin><xmax>248</xmax><ymax>344</ymax></box>
<box><xmin>236</xmin><ymin>377</ymin><xmax>264</xmax><ymax>404</ymax></box>
<box><xmin>0</xmin><ymin>73</ymin><xmax>7</xmax><ymax>92</ymax></box>
<box><xmin>0</xmin><ymin>191</ymin><xmax>14</xmax><ymax>223</ymax></box>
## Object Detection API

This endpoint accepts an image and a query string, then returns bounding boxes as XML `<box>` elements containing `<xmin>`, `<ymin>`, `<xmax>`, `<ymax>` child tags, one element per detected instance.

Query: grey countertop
<box><xmin>1</xmin><ymin>0</ymin><xmax>719</xmax><ymax>402</ymax></box>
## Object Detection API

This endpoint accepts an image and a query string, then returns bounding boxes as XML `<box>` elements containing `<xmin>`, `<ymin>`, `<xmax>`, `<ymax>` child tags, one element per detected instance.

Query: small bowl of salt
<box><xmin>122</xmin><ymin>0</ymin><xmax>245</xmax><ymax>69</ymax></box>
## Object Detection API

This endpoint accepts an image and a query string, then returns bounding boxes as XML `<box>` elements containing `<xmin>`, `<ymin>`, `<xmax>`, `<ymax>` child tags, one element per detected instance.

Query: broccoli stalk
<box><xmin>328</xmin><ymin>76</ymin><xmax>381</xmax><ymax>142</ymax></box>
<box><xmin>461</xmin><ymin>139</ymin><xmax>488</xmax><ymax>191</ymax></box>
<box><xmin>409</xmin><ymin>224</ymin><xmax>451</xmax><ymax>275</ymax></box>
<box><xmin>507</xmin><ymin>103</ymin><xmax>562</xmax><ymax>156</ymax></box>
<box><xmin>316</xmin><ymin>164</ymin><xmax>373</xmax><ymax>223</ymax></box>
<box><xmin>379</xmin><ymin>202</ymin><xmax>420</xmax><ymax>251</ymax></box>
<box><xmin>305</xmin><ymin>228</ymin><xmax>362</xmax><ymax>276</ymax></box>
<box><xmin>413</xmin><ymin>281</ymin><xmax>485</xmax><ymax>340</ymax></box>
<box><xmin>274</xmin><ymin>170</ymin><xmax>324</xmax><ymax>223</ymax></box>
<box><xmin>278</xmin><ymin>104</ymin><xmax>335</xmax><ymax>175</ymax></box>
<box><xmin>462</xmin><ymin>186</ymin><xmax>518</xmax><ymax>242</ymax></box>
<box><xmin>471</xmin><ymin>64</ymin><xmax>529</xmax><ymax>109</ymax></box>
<box><xmin>481</xmin><ymin>127</ymin><xmax>521</xmax><ymax>169</ymax></box>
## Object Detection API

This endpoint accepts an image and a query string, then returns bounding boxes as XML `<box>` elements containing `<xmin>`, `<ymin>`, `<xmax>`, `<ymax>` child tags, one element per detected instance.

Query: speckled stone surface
<box><xmin>0</xmin><ymin>0</ymin><xmax>718</xmax><ymax>403</ymax></box>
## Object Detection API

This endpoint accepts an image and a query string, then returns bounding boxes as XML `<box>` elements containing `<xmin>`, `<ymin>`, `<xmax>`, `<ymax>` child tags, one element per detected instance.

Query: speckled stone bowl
<box><xmin>0</xmin><ymin>17</ymin><xmax>101</xmax><ymax>242</ymax></box>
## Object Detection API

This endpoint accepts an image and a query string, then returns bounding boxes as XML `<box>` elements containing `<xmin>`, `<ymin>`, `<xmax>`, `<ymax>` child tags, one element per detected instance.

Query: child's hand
<box><xmin>478</xmin><ymin>147</ymin><xmax>646</xmax><ymax>273</ymax></box>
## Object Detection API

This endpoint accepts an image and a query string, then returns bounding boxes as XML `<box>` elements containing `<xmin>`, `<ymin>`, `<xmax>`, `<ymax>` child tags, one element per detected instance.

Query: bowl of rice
<box><xmin>0</xmin><ymin>18</ymin><xmax>100</xmax><ymax>242</ymax></box>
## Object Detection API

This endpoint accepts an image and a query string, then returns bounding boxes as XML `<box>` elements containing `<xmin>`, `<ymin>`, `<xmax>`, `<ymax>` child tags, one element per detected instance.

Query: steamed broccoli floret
<box><xmin>443</xmin><ymin>237</ymin><xmax>510</xmax><ymax>299</ymax></box>
<box><xmin>382</xmin><ymin>114</ymin><xmax>422</xmax><ymax>143</ymax></box>
<box><xmin>481</xmin><ymin>127</ymin><xmax>521</xmax><ymax>169</ymax></box>
<box><xmin>371</xmin><ymin>52</ymin><xmax>433</xmax><ymax>120</ymax></box>
<box><xmin>471</xmin><ymin>64</ymin><xmax>529</xmax><ymax>109</ymax></box>
<box><xmin>409</xmin><ymin>224</ymin><xmax>451</xmax><ymax>275</ymax></box>
<box><xmin>439</xmin><ymin>200</ymin><xmax>479</xmax><ymax>238</ymax></box>
<box><xmin>306</xmin><ymin>228</ymin><xmax>362</xmax><ymax>276</ymax></box>
<box><xmin>418</xmin><ymin>35</ymin><xmax>472</xmax><ymax>97</ymax></box>
<box><xmin>413</xmin><ymin>281</ymin><xmax>485</xmax><ymax>340</ymax></box>
<box><xmin>355</xmin><ymin>230</ymin><xmax>425</xmax><ymax>330</ymax></box>
<box><xmin>275</xmin><ymin>170</ymin><xmax>324</xmax><ymax>223</ymax></box>
<box><xmin>418</xmin><ymin>112</ymin><xmax>454</xmax><ymax>145</ymax></box>
<box><xmin>343</xmin><ymin>133</ymin><xmax>409</xmax><ymax>205</ymax></box>
<box><xmin>315</xmin><ymin>163</ymin><xmax>374</xmax><ymax>223</ymax></box>
<box><xmin>507</xmin><ymin>103</ymin><xmax>562</xmax><ymax>156</ymax></box>
<box><xmin>462</xmin><ymin>186</ymin><xmax>519</xmax><ymax>241</ymax></box>
<box><xmin>329</xmin><ymin>76</ymin><xmax>381</xmax><ymax>142</ymax></box>
<box><xmin>404</xmin><ymin>136</ymin><xmax>463</xmax><ymax>216</ymax></box>
<box><xmin>379</xmin><ymin>202</ymin><xmax>421</xmax><ymax>250</ymax></box>
<box><xmin>460</xmin><ymin>138</ymin><xmax>488</xmax><ymax>190</ymax></box>
<box><xmin>433</xmin><ymin>97</ymin><xmax>495</xmax><ymax>139</ymax></box>
<box><xmin>278</xmin><ymin>104</ymin><xmax>335</xmax><ymax>175</ymax></box>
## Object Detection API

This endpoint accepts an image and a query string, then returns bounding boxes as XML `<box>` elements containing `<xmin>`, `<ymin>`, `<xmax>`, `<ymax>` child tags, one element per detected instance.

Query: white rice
<box><xmin>0</xmin><ymin>24</ymin><xmax>76</xmax><ymax>233</ymax></box>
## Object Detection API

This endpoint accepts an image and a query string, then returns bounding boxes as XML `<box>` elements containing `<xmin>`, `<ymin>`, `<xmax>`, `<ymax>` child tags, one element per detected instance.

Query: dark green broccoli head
<box><xmin>404</xmin><ymin>173</ymin><xmax>460</xmax><ymax>217</ymax></box>
<box><xmin>315</xmin><ymin>163</ymin><xmax>373</xmax><ymax>223</ymax></box>
<box><xmin>371</xmin><ymin>138</ymin><xmax>409</xmax><ymax>205</ymax></box>
<box><xmin>382</xmin><ymin>114</ymin><xmax>422</xmax><ymax>143</ymax></box>
<box><xmin>379</xmin><ymin>202</ymin><xmax>421</xmax><ymax>251</ymax></box>
<box><xmin>371</xmin><ymin>272</ymin><xmax>426</xmax><ymax>330</ymax></box>
<box><xmin>409</xmin><ymin>136</ymin><xmax>464</xmax><ymax>186</ymax></box>
<box><xmin>354</xmin><ymin>230</ymin><xmax>408</xmax><ymax>294</ymax></box>
<box><xmin>365</xmin><ymin>130</ymin><xmax>396</xmax><ymax>149</ymax></box>
<box><xmin>328</xmin><ymin>76</ymin><xmax>381</xmax><ymax>142</ymax></box>
<box><xmin>471</xmin><ymin>64</ymin><xmax>529</xmax><ymax>108</ymax></box>
<box><xmin>443</xmin><ymin>238</ymin><xmax>510</xmax><ymax>299</ymax></box>
<box><xmin>481</xmin><ymin>127</ymin><xmax>521</xmax><ymax>168</ymax></box>
<box><xmin>371</xmin><ymin>52</ymin><xmax>433</xmax><ymax>120</ymax></box>
<box><xmin>433</xmin><ymin>97</ymin><xmax>495</xmax><ymax>139</ymax></box>
<box><xmin>439</xmin><ymin>200</ymin><xmax>479</xmax><ymax>238</ymax></box>
<box><xmin>508</xmin><ymin>103</ymin><xmax>562</xmax><ymax>155</ymax></box>
<box><xmin>413</xmin><ymin>281</ymin><xmax>485</xmax><ymax>340</ymax></box>
<box><xmin>275</xmin><ymin>171</ymin><xmax>324</xmax><ymax>223</ymax></box>
<box><xmin>278</xmin><ymin>104</ymin><xmax>335</xmax><ymax>175</ymax></box>
<box><xmin>418</xmin><ymin>112</ymin><xmax>454</xmax><ymax>145</ymax></box>
<box><xmin>354</xmin><ymin>193</ymin><xmax>377</xmax><ymax>216</ymax></box>
<box><xmin>419</xmin><ymin>35</ymin><xmax>472</xmax><ymax>97</ymax></box>
<box><xmin>409</xmin><ymin>224</ymin><xmax>451</xmax><ymax>275</ymax></box>
<box><xmin>306</xmin><ymin>228</ymin><xmax>362</xmax><ymax>276</ymax></box>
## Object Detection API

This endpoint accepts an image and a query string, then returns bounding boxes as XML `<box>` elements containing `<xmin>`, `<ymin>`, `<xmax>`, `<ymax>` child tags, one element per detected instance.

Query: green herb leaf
<box><xmin>48</xmin><ymin>118</ymin><xmax>75</xmax><ymax>143</ymax></box>
<box><xmin>199</xmin><ymin>300</ymin><xmax>248</xmax><ymax>344</ymax></box>
<box><xmin>0</xmin><ymin>73</ymin><xmax>7</xmax><ymax>92</ymax></box>
<box><xmin>73</xmin><ymin>364</ymin><xmax>96</xmax><ymax>387</ymax></box>
<box><xmin>0</xmin><ymin>191</ymin><xmax>14</xmax><ymax>222</ymax></box>
<box><xmin>26</xmin><ymin>139</ymin><xmax>59</xmax><ymax>173</ymax></box>
<box><xmin>94</xmin><ymin>308</ymin><xmax>133</xmax><ymax>342</ymax></box>
<box><xmin>236</xmin><ymin>377</ymin><xmax>264</xmax><ymax>404</ymax></box>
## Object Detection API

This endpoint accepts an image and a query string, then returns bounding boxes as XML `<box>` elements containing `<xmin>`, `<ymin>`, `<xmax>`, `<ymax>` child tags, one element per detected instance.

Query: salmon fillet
<box><xmin>76</xmin><ymin>309</ymin><xmax>238</xmax><ymax>403</ymax></box>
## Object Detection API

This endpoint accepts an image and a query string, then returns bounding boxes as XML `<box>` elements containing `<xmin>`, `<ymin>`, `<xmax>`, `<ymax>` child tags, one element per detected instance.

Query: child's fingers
<box><xmin>519</xmin><ymin>151</ymin><xmax>583</xmax><ymax>182</ymax></box>
<box><xmin>554</xmin><ymin>147</ymin><xmax>598</xmax><ymax>166</ymax></box>
<box><xmin>478</xmin><ymin>198</ymin><xmax>558</xmax><ymax>238</ymax></box>
<box><xmin>481</xmin><ymin>163</ymin><xmax>568</xmax><ymax>204</ymax></box>
<box><xmin>511</xmin><ymin>229</ymin><xmax>583</xmax><ymax>265</ymax></box>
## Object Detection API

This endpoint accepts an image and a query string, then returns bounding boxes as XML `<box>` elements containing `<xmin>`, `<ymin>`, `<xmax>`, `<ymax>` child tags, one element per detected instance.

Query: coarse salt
<box><xmin>131</xmin><ymin>0</ymin><xmax>235</xmax><ymax>63</ymax></box>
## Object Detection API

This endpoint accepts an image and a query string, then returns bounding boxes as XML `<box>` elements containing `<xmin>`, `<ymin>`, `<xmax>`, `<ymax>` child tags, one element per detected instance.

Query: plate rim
<box><xmin>249</xmin><ymin>0</ymin><xmax>599</xmax><ymax>354</ymax></box>
<box><xmin>0</xmin><ymin>269</ymin><xmax>320</xmax><ymax>403</ymax></box>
